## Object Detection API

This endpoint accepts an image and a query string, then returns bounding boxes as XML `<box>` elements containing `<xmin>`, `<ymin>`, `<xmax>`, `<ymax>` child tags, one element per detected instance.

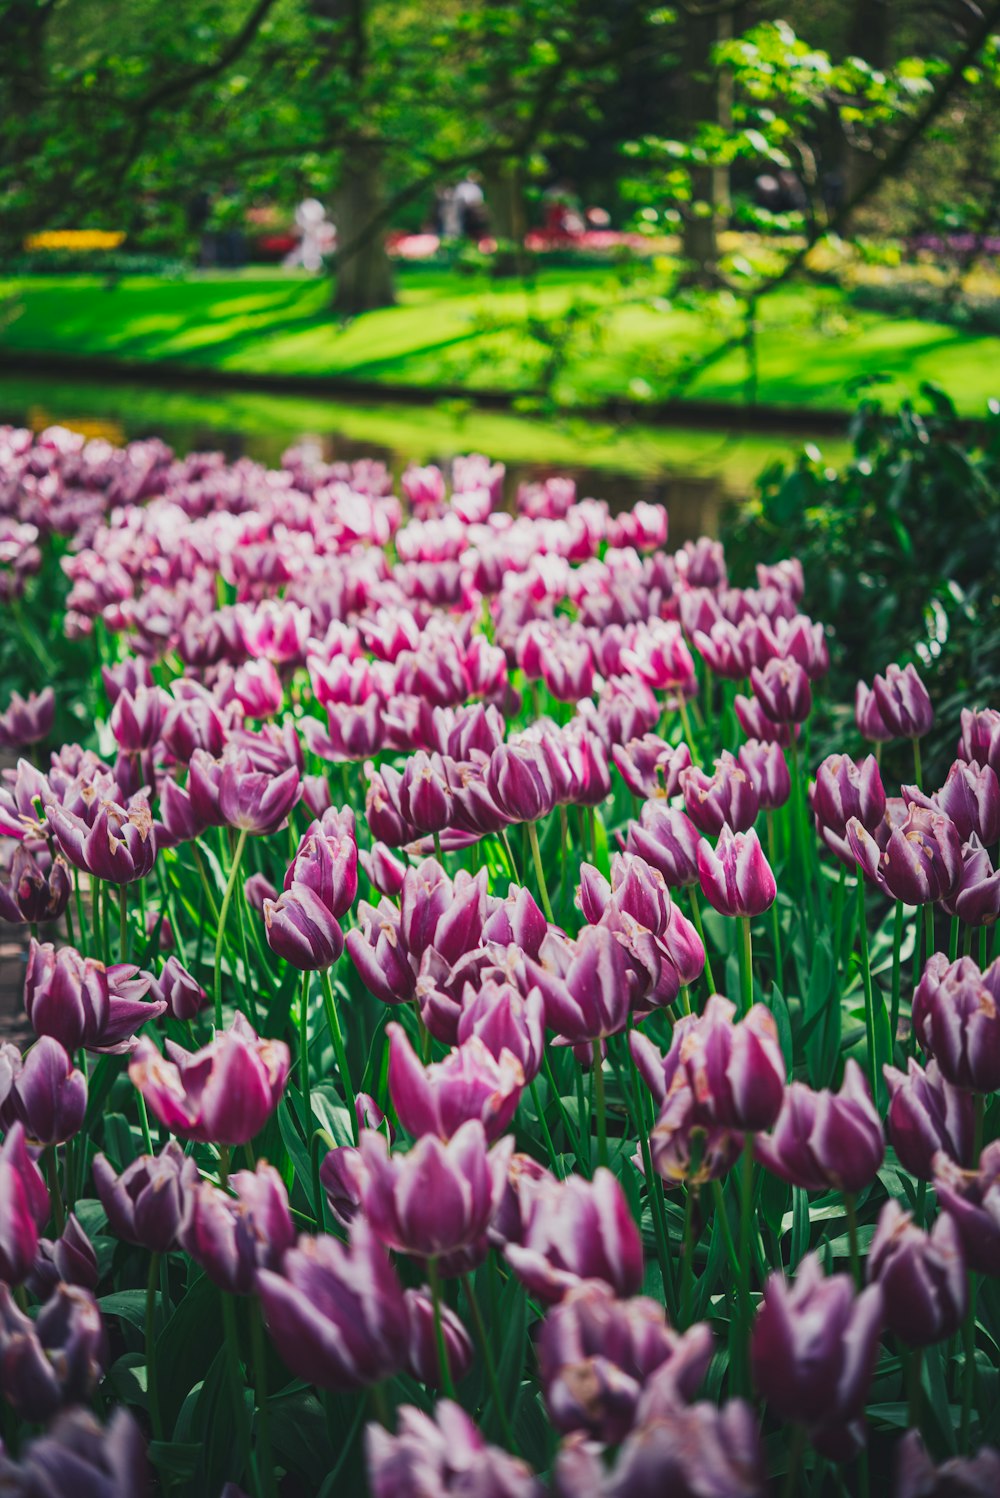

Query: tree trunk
<box><xmin>680</xmin><ymin>4</ymin><xmax>736</xmax><ymax>281</ymax></box>
<box><xmin>331</xmin><ymin>148</ymin><xmax>396</xmax><ymax>315</ymax></box>
<box><xmin>484</xmin><ymin>162</ymin><xmax>526</xmax><ymax>242</ymax></box>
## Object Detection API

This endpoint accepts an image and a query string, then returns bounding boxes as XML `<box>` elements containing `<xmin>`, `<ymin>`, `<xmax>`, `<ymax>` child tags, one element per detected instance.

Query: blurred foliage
<box><xmin>724</xmin><ymin>382</ymin><xmax>1000</xmax><ymax>779</ymax></box>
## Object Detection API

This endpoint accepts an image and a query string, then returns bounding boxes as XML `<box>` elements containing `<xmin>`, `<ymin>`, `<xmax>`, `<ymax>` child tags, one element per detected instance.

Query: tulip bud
<box><xmin>697</xmin><ymin>825</ymin><xmax>776</xmax><ymax>918</ymax></box>
<box><xmin>755</xmin><ymin>1061</ymin><xmax>884</xmax><ymax>1194</ymax></box>
<box><xmin>884</xmin><ymin>1058</ymin><xmax>973</xmax><ymax>1179</ymax></box>
<box><xmin>0</xmin><ymin>1281</ymin><xmax>107</xmax><ymax>1422</ymax></box>
<box><xmin>737</xmin><ymin>739</ymin><xmax>791</xmax><ymax>811</ymax></box>
<box><xmin>366</xmin><ymin>1401</ymin><xmax>543</xmax><ymax>1498</ymax></box>
<box><xmin>264</xmin><ymin>883</ymin><xmax>345</xmax><ymax>970</ymax></box>
<box><xmin>387</xmin><ymin>1023</ymin><xmax>525</xmax><ymax>1142</ymax></box>
<box><xmin>868</xmin><ymin>1199</ymin><xmax>966</xmax><ymax>1346</ymax></box>
<box><xmin>181</xmin><ymin>1163</ymin><xmax>295</xmax><ymax>1295</ymax></box>
<box><xmin>258</xmin><ymin>1219</ymin><xmax>410</xmax><ymax>1390</ymax></box>
<box><xmin>360</xmin><ymin>841</ymin><xmax>407</xmax><ymax>897</ymax></box>
<box><xmin>457</xmin><ymin>979</ymin><xmax>545</xmax><ymax>1085</ymax></box>
<box><xmin>10</xmin><ymin>1036</ymin><xmax>87</xmax><ymax>1145</ymax></box>
<box><xmin>93</xmin><ymin>1140</ymin><xmax>198</xmax><ymax>1253</ymax></box>
<box><xmin>28</xmin><ymin>1212</ymin><xmax>99</xmax><ymax>1299</ymax></box>
<box><xmin>485</xmin><ymin>742</ymin><xmax>556</xmax><ymax>824</ymax></box>
<box><xmin>811</xmin><ymin>753</ymin><xmax>886</xmax><ymax>866</ymax></box>
<box><xmin>751</xmin><ymin>1253</ymin><xmax>883</xmax><ymax>1457</ymax></box>
<box><xmin>681</xmin><ymin>753</ymin><xmax>759</xmax><ymax>837</ymax></box>
<box><xmin>25</xmin><ymin>939</ymin><xmax>166</xmax><ymax>1054</ymax></box>
<box><xmin>905</xmin><ymin>759</ymin><xmax>1000</xmax><ymax>846</ymax></box>
<box><xmin>934</xmin><ymin>1141</ymin><xmax>1000</xmax><ymax>1276</ymax></box>
<box><xmin>403</xmin><ymin>1288</ymin><xmax>474</xmax><ymax>1388</ymax></box>
<box><xmin>940</xmin><ymin>836</ymin><xmax>1000</xmax><ymax>927</ymax></box>
<box><xmin>525</xmin><ymin>926</ymin><xmax>636</xmax><ymax>1044</ymax></box>
<box><xmin>855</xmin><ymin>680</ymin><xmax>893</xmax><ymax>743</ymax></box>
<box><xmin>750</xmin><ymin>657</ymin><xmax>812</xmax><ymax>725</ymax></box>
<box><xmin>734</xmin><ymin>692</ymin><xmax>796</xmax><ymax>747</ymax></box>
<box><xmin>319</xmin><ymin>1144</ymin><xmax>369</xmax><ymax>1228</ymax></box>
<box><xmin>219</xmin><ymin>760</ymin><xmax>300</xmax><ymax>835</ymax></box>
<box><xmin>958</xmin><ymin>707</ymin><xmax>1000</xmax><ymax>776</ymax></box>
<box><xmin>0</xmin><ymin>1407</ymin><xmax>148</xmax><ymax>1495</ymax></box>
<box><xmin>149</xmin><ymin>955</ymin><xmax>207</xmax><ymax>1021</ymax></box>
<box><xmin>0</xmin><ymin>688</ymin><xmax>55</xmax><ymax>749</ymax></box>
<box><xmin>0</xmin><ymin>1122</ymin><xmax>50</xmax><ymax>1284</ymax></box>
<box><xmin>847</xmin><ymin>803</ymin><xmax>961</xmax><ymax>905</ymax></box>
<box><xmin>503</xmin><ymin>1168</ymin><xmax>643</xmax><ymax>1304</ymax></box>
<box><xmin>912</xmin><ymin>953</ymin><xmax>1000</xmax><ymax>1092</ymax></box>
<box><xmin>0</xmin><ymin>846</ymin><xmax>71</xmax><ymax>926</ymax></box>
<box><xmin>872</xmin><ymin>662</ymin><xmax>934</xmax><ymax>741</ymax></box>
<box><xmin>626</xmin><ymin>803</ymin><xmax>701</xmax><ymax>888</ymax></box>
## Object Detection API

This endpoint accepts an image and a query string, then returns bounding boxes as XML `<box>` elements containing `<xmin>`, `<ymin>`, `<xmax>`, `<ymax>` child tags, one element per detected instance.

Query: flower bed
<box><xmin>0</xmin><ymin>423</ymin><xmax>997</xmax><ymax>1495</ymax></box>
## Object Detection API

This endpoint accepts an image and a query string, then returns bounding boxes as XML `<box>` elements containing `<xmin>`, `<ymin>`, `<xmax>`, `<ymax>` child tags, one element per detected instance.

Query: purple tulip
<box><xmin>387</xmin><ymin>1023</ymin><xmax>525</xmax><ymax>1142</ymax></box>
<box><xmin>47</xmin><ymin>797</ymin><xmax>156</xmax><ymax>884</ymax></box>
<box><xmin>681</xmin><ymin>753</ymin><xmax>759</xmax><ymax>837</ymax></box>
<box><xmin>258</xmin><ymin>1219</ymin><xmax>410</xmax><ymax>1390</ymax></box>
<box><xmin>503</xmin><ymin>1167</ymin><xmax>643</xmax><ymax>1304</ymax></box>
<box><xmin>25</xmin><ymin>940</ymin><xmax>166</xmax><ymax>1054</ymax></box>
<box><xmin>958</xmin><ymin>706</ymin><xmax>1000</xmax><ymax>776</ymax></box>
<box><xmin>129</xmin><ymin>1012</ymin><xmax>290</xmax><ymax>1145</ymax></box>
<box><xmin>485</xmin><ymin>742</ymin><xmax>556</xmax><ymax>823</ymax></box>
<box><xmin>626</xmin><ymin>803</ymin><xmax>701</xmax><ymax>888</ymax></box>
<box><xmin>218</xmin><ymin>759</ymin><xmax>300</xmax><ymax>835</ymax></box>
<box><xmin>555</xmin><ymin>1393</ymin><xmax>766</xmax><ymax>1498</ymax></box>
<box><xmin>181</xmin><ymin>1163</ymin><xmax>295</xmax><ymax>1295</ymax></box>
<box><xmin>935</xmin><ymin>1141</ymin><xmax>1000</xmax><ymax>1275</ymax></box>
<box><xmin>456</xmin><ymin>978</ymin><xmax>545</xmax><ymax>1085</ymax></box>
<box><xmin>755</xmin><ymin>1061</ymin><xmax>884</xmax><ymax>1193</ymax></box>
<box><xmin>150</xmin><ymin>954</ymin><xmax>207</xmax><ymax>1021</ymax></box>
<box><xmin>361</xmin><ymin>1121</ymin><xmax>513</xmax><ymax>1266</ymax></box>
<box><xmin>399</xmin><ymin>750</ymin><xmax>454</xmax><ymax>834</ymax></box>
<box><xmin>93</xmin><ymin>1140</ymin><xmax>199</xmax><ymax>1253</ymax></box>
<box><xmin>868</xmin><ymin>1199</ymin><xmax>966</xmax><ymax>1346</ymax></box>
<box><xmin>538</xmin><ymin>1281</ymin><xmax>713</xmax><ymax>1442</ymax></box>
<box><xmin>285</xmin><ymin>805</ymin><xmax>358</xmax><ymax>919</ymax></box>
<box><xmin>367</xmin><ymin>1401</ymin><xmax>542</xmax><ymax>1498</ymax></box>
<box><xmin>649</xmin><ymin>1075</ymin><xmax>743</xmax><ymax>1185</ymax></box>
<box><xmin>525</xmin><ymin>925</ymin><xmax>637</xmax><ymax>1044</ymax></box>
<box><xmin>855</xmin><ymin>680</ymin><xmax>893</xmax><ymax>743</ymax></box>
<box><xmin>737</xmin><ymin>739</ymin><xmax>791</xmax><ymax>811</ymax></box>
<box><xmin>482</xmin><ymin>884</ymin><xmax>548</xmax><ymax>959</ymax></box>
<box><xmin>29</xmin><ymin>1211</ymin><xmax>99</xmax><ymax>1299</ymax></box>
<box><xmin>750</xmin><ymin>657</ymin><xmax>812</xmax><ymax>724</ymax></box>
<box><xmin>346</xmin><ymin>898</ymin><xmax>418</xmax><ymax>1006</ymax></box>
<box><xmin>941</xmin><ymin>836</ymin><xmax>1000</xmax><ymax>926</ymax></box>
<box><xmin>611</xmin><ymin>736</ymin><xmax>691</xmax><ymax>800</ymax></box>
<box><xmin>156</xmin><ymin>776</ymin><xmax>204</xmax><ymax>847</ymax></box>
<box><xmin>404</xmin><ymin>1288</ymin><xmax>474</xmax><ymax>1388</ymax></box>
<box><xmin>0</xmin><ymin>846</ymin><xmax>71</xmax><ymax>925</ymax></box>
<box><xmin>894</xmin><ymin>1430</ymin><xmax>1000</xmax><ymax>1498</ymax></box>
<box><xmin>0</xmin><ymin>1406</ymin><xmax>148</xmax><ymax>1496</ymax></box>
<box><xmin>904</xmin><ymin>759</ymin><xmax>1000</xmax><ymax>846</ymax></box>
<box><xmin>811</xmin><ymin>753</ymin><xmax>887</xmax><ymax>866</ymax></box>
<box><xmin>109</xmin><ymin>686</ymin><xmax>167</xmax><ymax>753</ymax></box>
<box><xmin>0</xmin><ymin>687</ymin><xmax>55</xmax><ymax>748</ymax></box>
<box><xmin>697</xmin><ymin>825</ymin><xmax>776</xmax><ymax>918</ymax></box>
<box><xmin>359</xmin><ymin>841</ymin><xmax>407</xmax><ymax>897</ymax></box>
<box><xmin>734</xmin><ymin>692</ymin><xmax>796</xmax><ymax>747</ymax></box>
<box><xmin>872</xmin><ymin>662</ymin><xmax>934</xmax><ymax>741</ymax></box>
<box><xmin>884</xmin><ymin>1057</ymin><xmax>973</xmax><ymax>1180</ymax></box>
<box><xmin>5</xmin><ymin>1036</ymin><xmax>87</xmax><ymax>1145</ymax></box>
<box><xmin>912</xmin><ymin>953</ymin><xmax>1000</xmax><ymax>1092</ymax></box>
<box><xmin>0</xmin><ymin>1122</ymin><xmax>50</xmax><ymax>1284</ymax></box>
<box><xmin>667</xmin><ymin>994</ymin><xmax>786</xmax><ymax>1132</ymax></box>
<box><xmin>847</xmin><ymin>803</ymin><xmax>962</xmax><ymax>905</ymax></box>
<box><xmin>264</xmin><ymin>883</ymin><xmax>346</xmax><ymax>969</ymax></box>
<box><xmin>751</xmin><ymin>1253</ymin><xmax>883</xmax><ymax>1456</ymax></box>
<box><xmin>0</xmin><ymin>1280</ymin><xmax>107</xmax><ymax>1421</ymax></box>
<box><xmin>319</xmin><ymin>1144</ymin><xmax>369</xmax><ymax>1228</ymax></box>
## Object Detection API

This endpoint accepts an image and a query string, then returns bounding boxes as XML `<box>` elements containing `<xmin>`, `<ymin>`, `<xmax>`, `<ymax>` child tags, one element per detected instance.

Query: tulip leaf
<box><xmin>147</xmin><ymin>1441</ymin><xmax>203</xmax><ymax>1483</ymax></box>
<box><xmin>789</xmin><ymin>1186</ymin><xmax>810</xmax><ymax>1269</ymax></box>
<box><xmin>488</xmin><ymin>1269</ymin><xmax>530</xmax><ymax>1437</ymax></box>
<box><xmin>99</xmin><ymin>1289</ymin><xmax>151</xmax><ymax>1332</ymax></box>
<box><xmin>106</xmin><ymin>1350</ymin><xmax>148</xmax><ymax>1407</ymax></box>
<box><xmin>769</xmin><ymin>984</ymin><xmax>793</xmax><ymax>1072</ymax></box>
<box><xmin>157</xmin><ymin>1272</ymin><xmax>224</xmax><ymax>1431</ymax></box>
<box><xmin>278</xmin><ymin>1095</ymin><xmax>321</xmax><ymax>1217</ymax></box>
<box><xmin>102</xmin><ymin>1110</ymin><xmax>140</xmax><ymax>1171</ymax></box>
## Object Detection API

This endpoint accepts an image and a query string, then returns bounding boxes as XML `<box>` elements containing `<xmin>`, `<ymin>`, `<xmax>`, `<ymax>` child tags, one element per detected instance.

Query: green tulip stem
<box><xmin>856</xmin><ymin>878</ymin><xmax>880</xmax><ymax>1106</ymax></box>
<box><xmin>44</xmin><ymin>1145</ymin><xmax>65</xmax><ymax>1236</ymax></box>
<box><xmin>426</xmin><ymin>1257</ymin><xmax>455</xmax><ymax>1399</ymax></box>
<box><xmin>119</xmin><ymin>883</ymin><xmax>130</xmax><ymax>963</ymax></box>
<box><xmin>907</xmin><ymin>1344</ymin><xmax>924</xmax><ymax>1432</ymax></box>
<box><xmin>924</xmin><ymin>902</ymin><xmax>936</xmax><ymax>966</ymax></box>
<box><xmin>299</xmin><ymin>967</ymin><xmax>312</xmax><ymax>1119</ymax></box>
<box><xmin>912</xmin><ymin>736</ymin><xmax>923</xmax><ymax>786</ymax></box>
<box><xmin>221</xmin><ymin>1292</ymin><xmax>251</xmax><ymax>1485</ymax></box>
<box><xmin>214</xmin><ymin>827</ymin><xmax>249</xmax><ymax>1028</ymax></box>
<box><xmin>592</xmin><ymin>1039</ymin><xmax>608</xmax><ymax>1169</ymax></box>
<box><xmin>783</xmin><ymin>1426</ymin><xmax>807</xmax><ymax>1498</ymax></box>
<box><xmin>844</xmin><ymin>1193</ymin><xmax>861</xmax><ymax>1288</ymax></box>
<box><xmin>681</xmin><ymin>1183</ymin><xmax>696</xmax><ymax>1329</ymax></box>
<box><xmin>739</xmin><ymin>916</ymin><xmax>753</xmax><ymax>1016</ymax></box>
<box><xmin>890</xmin><ymin>899</ymin><xmax>905</xmax><ymax>1054</ymax></box>
<box><xmin>961</xmin><ymin>1272</ymin><xmax>979</xmax><ymax>1452</ymax></box>
<box><xmin>464</xmin><ymin>1273</ymin><xmax>518</xmax><ymax>1453</ymax></box>
<box><xmin>527</xmin><ymin>820</ymin><xmax>555</xmax><ymax>925</ymax></box>
<box><xmin>433</xmin><ymin>830</ymin><xmax>444</xmax><ymax>864</ymax></box>
<box><xmin>738</xmin><ymin>1135</ymin><xmax>755</xmax><ymax>1394</ymax></box>
<box><xmin>320</xmin><ymin>966</ymin><xmax>358</xmax><ymax>1144</ymax></box>
<box><xmin>528</xmin><ymin>1078</ymin><xmax>562</xmax><ymax>1180</ymax></box>
<box><xmin>146</xmin><ymin>1252</ymin><xmax>164</xmax><ymax>1444</ymax></box>
<box><xmin>687</xmin><ymin>886</ymin><xmax>716</xmax><ymax>994</ymax></box>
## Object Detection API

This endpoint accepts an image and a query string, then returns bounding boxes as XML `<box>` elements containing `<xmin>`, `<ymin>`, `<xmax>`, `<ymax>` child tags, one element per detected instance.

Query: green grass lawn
<box><xmin>2</xmin><ymin>264</ymin><xmax>997</xmax><ymax>415</ymax></box>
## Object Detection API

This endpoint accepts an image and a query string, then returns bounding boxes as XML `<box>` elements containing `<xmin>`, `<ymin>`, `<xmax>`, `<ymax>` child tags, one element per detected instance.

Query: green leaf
<box><xmin>99</xmin><ymin>1289</ymin><xmax>149</xmax><ymax>1332</ymax></box>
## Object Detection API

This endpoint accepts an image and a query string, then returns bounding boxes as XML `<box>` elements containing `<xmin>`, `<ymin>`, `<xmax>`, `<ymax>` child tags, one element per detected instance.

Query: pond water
<box><xmin>0</xmin><ymin>373</ymin><xmax>849</xmax><ymax>544</ymax></box>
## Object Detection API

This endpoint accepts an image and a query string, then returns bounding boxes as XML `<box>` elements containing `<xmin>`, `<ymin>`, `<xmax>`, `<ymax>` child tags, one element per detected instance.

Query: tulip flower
<box><xmin>912</xmin><ymin>953</ymin><xmax>1000</xmax><ymax>1093</ymax></box>
<box><xmin>846</xmin><ymin>803</ymin><xmax>961</xmax><ymax>905</ymax></box>
<box><xmin>754</xmin><ymin>1060</ymin><xmax>884</xmax><ymax>1194</ymax></box>
<box><xmin>697</xmin><ymin>825</ymin><xmax>776</xmax><ymax>919</ymax></box>
<box><xmin>218</xmin><ymin>759</ymin><xmax>300</xmax><ymax>835</ymax></box>
<box><xmin>751</xmin><ymin>1253</ymin><xmax>883</xmax><ymax>1456</ymax></box>
<box><xmin>871</xmin><ymin>661</ymin><xmax>934</xmax><ymax>741</ymax></box>
<box><xmin>503</xmin><ymin>1167</ymin><xmax>643</xmax><ymax>1304</ymax></box>
<box><xmin>286</xmin><ymin>805</ymin><xmax>358</xmax><ymax>919</ymax></box>
<box><xmin>958</xmin><ymin>706</ymin><xmax>1000</xmax><ymax>776</ymax></box>
<box><xmin>0</xmin><ymin>1281</ymin><xmax>107</xmax><ymax>1422</ymax></box>
<box><xmin>649</xmin><ymin>1075</ymin><xmax>743</xmax><ymax>1185</ymax></box>
<box><xmin>129</xmin><ymin>1012</ymin><xmax>290</xmax><ymax>1145</ymax></box>
<box><xmin>264</xmin><ymin>883</ymin><xmax>346</xmax><ymax>969</ymax></box>
<box><xmin>29</xmin><ymin>1212</ymin><xmax>99</xmax><ymax>1299</ymax></box>
<box><xmin>360</xmin><ymin>1122</ymin><xmax>513</xmax><ymax>1267</ymax></box>
<box><xmin>180</xmin><ymin>1163</ymin><xmax>295</xmax><ymax>1294</ymax></box>
<box><xmin>894</xmin><ymin>1431</ymin><xmax>1000</xmax><ymax>1498</ymax></box>
<box><xmin>868</xmin><ymin>1199</ymin><xmax>966</xmax><ymax>1346</ymax></box>
<box><xmin>485</xmin><ymin>742</ymin><xmax>556</xmax><ymax>823</ymax></box>
<box><xmin>46</xmin><ymin>796</ymin><xmax>156</xmax><ymax>884</ymax></box>
<box><xmin>93</xmin><ymin>1140</ymin><xmax>198</xmax><ymax>1253</ymax></box>
<box><xmin>855</xmin><ymin>680</ymin><xmax>893</xmax><ymax>743</ymax></box>
<box><xmin>0</xmin><ymin>1407</ymin><xmax>148</xmax><ymax>1496</ymax></box>
<box><xmin>0</xmin><ymin>1122</ymin><xmax>50</xmax><ymax>1284</ymax></box>
<box><xmin>387</xmin><ymin>1023</ymin><xmax>525</xmax><ymax>1142</ymax></box>
<box><xmin>456</xmin><ymin>978</ymin><xmax>546</xmax><ymax>1084</ymax></box>
<box><xmin>150</xmin><ymin>954</ymin><xmax>207</xmax><ymax>1021</ymax></box>
<box><xmin>0</xmin><ymin>687</ymin><xmax>55</xmax><ymax>748</ymax></box>
<box><xmin>403</xmin><ymin>1288</ymin><xmax>474</xmax><ymax>1389</ymax></box>
<box><xmin>366</xmin><ymin>1401</ymin><xmax>543</xmax><ymax>1498</ymax></box>
<box><xmin>626</xmin><ymin>803</ymin><xmax>701</xmax><ymax>888</ymax></box>
<box><xmin>669</xmin><ymin>994</ymin><xmax>786</xmax><ymax>1133</ymax></box>
<box><xmin>359</xmin><ymin>840</ymin><xmax>407</xmax><ymax>897</ymax></box>
<box><xmin>884</xmin><ymin>1056</ymin><xmax>974</xmax><ymax>1180</ymax></box>
<box><xmin>346</xmin><ymin>898</ymin><xmax>418</xmax><ymax>1006</ymax></box>
<box><xmin>0</xmin><ymin>846</ymin><xmax>71</xmax><ymax>925</ymax></box>
<box><xmin>811</xmin><ymin>753</ymin><xmax>886</xmax><ymax>866</ymax></box>
<box><xmin>737</xmin><ymin>738</ymin><xmax>791</xmax><ymax>811</ymax></box>
<box><xmin>257</xmin><ymin>1219</ymin><xmax>410</xmax><ymax>1390</ymax></box>
<box><xmin>681</xmin><ymin>753</ymin><xmax>759</xmax><ymax>837</ymax></box>
<box><xmin>319</xmin><ymin>1144</ymin><xmax>368</xmax><ymax>1229</ymax></box>
<box><xmin>904</xmin><ymin>759</ymin><xmax>1000</xmax><ymax>846</ymax></box>
<box><xmin>940</xmin><ymin>836</ymin><xmax>1000</xmax><ymax>927</ymax></box>
<box><xmin>935</xmin><ymin>1142</ymin><xmax>1000</xmax><ymax>1275</ymax></box>
<box><xmin>3</xmin><ymin>1036</ymin><xmax>87</xmax><ymax>1146</ymax></box>
<box><xmin>25</xmin><ymin>940</ymin><xmax>166</xmax><ymax>1053</ymax></box>
<box><xmin>525</xmin><ymin>925</ymin><xmax>637</xmax><ymax>1044</ymax></box>
<box><xmin>734</xmin><ymin>692</ymin><xmax>797</xmax><ymax>747</ymax></box>
<box><xmin>750</xmin><ymin>657</ymin><xmax>812</xmax><ymax>724</ymax></box>
<box><xmin>538</xmin><ymin>1282</ymin><xmax>713</xmax><ymax>1442</ymax></box>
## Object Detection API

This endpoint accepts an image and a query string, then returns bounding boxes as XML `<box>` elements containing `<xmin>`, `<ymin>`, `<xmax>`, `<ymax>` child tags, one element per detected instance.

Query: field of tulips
<box><xmin>1</xmin><ymin>423</ymin><xmax>1000</xmax><ymax>1497</ymax></box>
